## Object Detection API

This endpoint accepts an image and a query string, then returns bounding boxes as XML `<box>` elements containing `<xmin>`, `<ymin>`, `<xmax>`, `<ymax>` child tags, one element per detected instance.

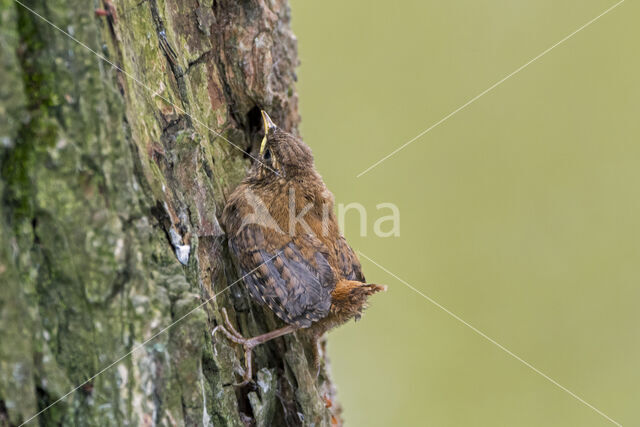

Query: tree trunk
<box><xmin>0</xmin><ymin>0</ymin><xmax>337</xmax><ymax>425</ymax></box>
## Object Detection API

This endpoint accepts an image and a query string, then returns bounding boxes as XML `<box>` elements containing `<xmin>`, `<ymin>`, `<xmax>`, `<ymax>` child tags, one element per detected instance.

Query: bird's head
<box><xmin>248</xmin><ymin>111</ymin><xmax>315</xmax><ymax>181</ymax></box>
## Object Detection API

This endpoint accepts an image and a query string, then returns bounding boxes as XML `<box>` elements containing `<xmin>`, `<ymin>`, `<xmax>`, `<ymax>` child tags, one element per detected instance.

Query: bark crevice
<box><xmin>0</xmin><ymin>0</ymin><xmax>338</xmax><ymax>425</ymax></box>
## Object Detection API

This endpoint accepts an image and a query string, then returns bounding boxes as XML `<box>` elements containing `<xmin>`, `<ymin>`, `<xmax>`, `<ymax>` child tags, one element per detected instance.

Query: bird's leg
<box><xmin>212</xmin><ymin>308</ymin><xmax>297</xmax><ymax>386</ymax></box>
<box><xmin>311</xmin><ymin>335</ymin><xmax>325</xmax><ymax>378</ymax></box>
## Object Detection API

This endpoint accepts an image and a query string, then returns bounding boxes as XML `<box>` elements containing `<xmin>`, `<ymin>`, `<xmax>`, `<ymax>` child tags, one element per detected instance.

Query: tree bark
<box><xmin>0</xmin><ymin>0</ymin><xmax>337</xmax><ymax>425</ymax></box>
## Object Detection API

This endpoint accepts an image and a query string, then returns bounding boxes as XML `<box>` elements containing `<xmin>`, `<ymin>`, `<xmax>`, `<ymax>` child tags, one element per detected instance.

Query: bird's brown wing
<box><xmin>229</xmin><ymin>225</ymin><xmax>337</xmax><ymax>328</ymax></box>
<box><xmin>335</xmin><ymin>235</ymin><xmax>365</xmax><ymax>282</ymax></box>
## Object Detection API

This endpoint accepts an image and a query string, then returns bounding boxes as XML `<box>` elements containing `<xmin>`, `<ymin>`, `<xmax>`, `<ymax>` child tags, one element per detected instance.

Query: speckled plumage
<box><xmin>216</xmin><ymin>112</ymin><xmax>384</xmax><ymax>385</ymax></box>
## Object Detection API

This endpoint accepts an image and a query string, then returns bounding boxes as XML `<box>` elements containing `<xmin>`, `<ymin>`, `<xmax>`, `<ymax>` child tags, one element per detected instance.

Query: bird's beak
<box><xmin>260</xmin><ymin>110</ymin><xmax>277</xmax><ymax>155</ymax></box>
<box><xmin>261</xmin><ymin>110</ymin><xmax>277</xmax><ymax>134</ymax></box>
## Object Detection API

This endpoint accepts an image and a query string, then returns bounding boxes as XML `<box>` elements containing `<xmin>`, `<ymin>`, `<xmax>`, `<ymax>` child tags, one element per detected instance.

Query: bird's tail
<box><xmin>355</xmin><ymin>283</ymin><xmax>387</xmax><ymax>297</ymax></box>
<box><xmin>330</xmin><ymin>280</ymin><xmax>387</xmax><ymax>319</ymax></box>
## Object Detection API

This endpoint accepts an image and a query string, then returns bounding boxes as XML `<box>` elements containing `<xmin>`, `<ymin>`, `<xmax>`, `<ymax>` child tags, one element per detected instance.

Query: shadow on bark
<box><xmin>0</xmin><ymin>0</ymin><xmax>337</xmax><ymax>425</ymax></box>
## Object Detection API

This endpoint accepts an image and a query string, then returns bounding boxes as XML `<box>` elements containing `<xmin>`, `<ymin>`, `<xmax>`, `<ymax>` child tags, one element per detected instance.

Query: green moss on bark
<box><xmin>0</xmin><ymin>0</ymin><xmax>338</xmax><ymax>425</ymax></box>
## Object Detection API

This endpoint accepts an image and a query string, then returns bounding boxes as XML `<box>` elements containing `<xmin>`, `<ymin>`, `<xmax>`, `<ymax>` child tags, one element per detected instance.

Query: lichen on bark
<box><xmin>0</xmin><ymin>0</ymin><xmax>337</xmax><ymax>425</ymax></box>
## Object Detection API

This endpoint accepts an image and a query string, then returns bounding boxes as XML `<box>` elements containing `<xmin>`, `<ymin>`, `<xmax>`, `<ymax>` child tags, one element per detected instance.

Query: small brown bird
<box><xmin>216</xmin><ymin>111</ymin><xmax>385</xmax><ymax>385</ymax></box>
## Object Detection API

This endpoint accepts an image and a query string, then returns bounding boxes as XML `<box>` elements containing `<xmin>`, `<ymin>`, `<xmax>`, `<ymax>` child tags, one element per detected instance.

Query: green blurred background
<box><xmin>289</xmin><ymin>0</ymin><xmax>638</xmax><ymax>425</ymax></box>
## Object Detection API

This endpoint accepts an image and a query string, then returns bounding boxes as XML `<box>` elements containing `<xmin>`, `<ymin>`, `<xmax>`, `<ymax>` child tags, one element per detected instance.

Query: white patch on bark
<box><xmin>201</xmin><ymin>375</ymin><xmax>211</xmax><ymax>426</ymax></box>
<box><xmin>169</xmin><ymin>227</ymin><xmax>190</xmax><ymax>265</ymax></box>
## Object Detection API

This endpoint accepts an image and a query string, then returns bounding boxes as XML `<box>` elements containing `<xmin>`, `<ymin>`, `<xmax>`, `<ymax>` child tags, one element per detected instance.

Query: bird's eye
<box><xmin>264</xmin><ymin>148</ymin><xmax>272</xmax><ymax>160</ymax></box>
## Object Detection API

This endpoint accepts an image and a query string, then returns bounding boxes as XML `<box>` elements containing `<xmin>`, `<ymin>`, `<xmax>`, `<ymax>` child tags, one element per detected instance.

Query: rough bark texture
<box><xmin>0</xmin><ymin>1</ymin><xmax>337</xmax><ymax>425</ymax></box>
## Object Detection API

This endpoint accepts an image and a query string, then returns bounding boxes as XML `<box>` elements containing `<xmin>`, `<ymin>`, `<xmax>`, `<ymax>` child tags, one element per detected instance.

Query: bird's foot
<box><xmin>212</xmin><ymin>308</ymin><xmax>298</xmax><ymax>386</ymax></box>
<box><xmin>212</xmin><ymin>308</ymin><xmax>255</xmax><ymax>386</ymax></box>
<box><xmin>212</xmin><ymin>308</ymin><xmax>246</xmax><ymax>344</ymax></box>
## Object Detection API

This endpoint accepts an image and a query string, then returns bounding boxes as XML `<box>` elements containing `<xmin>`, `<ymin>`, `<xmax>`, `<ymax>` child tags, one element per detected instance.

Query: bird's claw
<box><xmin>212</xmin><ymin>308</ymin><xmax>297</xmax><ymax>387</ymax></box>
<box><xmin>212</xmin><ymin>308</ymin><xmax>254</xmax><ymax>386</ymax></box>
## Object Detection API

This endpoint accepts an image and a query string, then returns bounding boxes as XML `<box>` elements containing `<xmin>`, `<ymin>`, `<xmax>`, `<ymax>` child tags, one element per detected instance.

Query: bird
<box><xmin>214</xmin><ymin>110</ymin><xmax>385</xmax><ymax>385</ymax></box>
